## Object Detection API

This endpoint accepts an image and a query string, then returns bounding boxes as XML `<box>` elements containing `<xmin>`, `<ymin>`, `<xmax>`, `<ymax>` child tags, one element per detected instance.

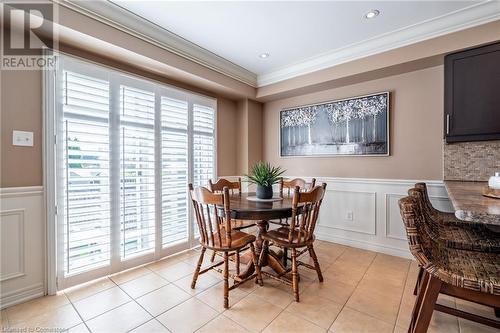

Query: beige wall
<box><xmin>247</xmin><ymin>100</ymin><xmax>263</xmax><ymax>170</ymax></box>
<box><xmin>1</xmin><ymin>70</ymin><xmax>43</xmax><ymax>187</ymax></box>
<box><xmin>263</xmin><ymin>66</ymin><xmax>444</xmax><ymax>180</ymax></box>
<box><xmin>217</xmin><ymin>98</ymin><xmax>238</xmax><ymax>176</ymax></box>
<box><xmin>235</xmin><ymin>99</ymin><xmax>263</xmax><ymax>175</ymax></box>
<box><xmin>0</xmin><ymin>68</ymin><xmax>239</xmax><ymax>187</ymax></box>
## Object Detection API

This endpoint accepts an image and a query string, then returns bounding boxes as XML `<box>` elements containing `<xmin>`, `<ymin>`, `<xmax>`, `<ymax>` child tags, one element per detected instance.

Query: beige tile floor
<box><xmin>1</xmin><ymin>240</ymin><xmax>498</xmax><ymax>333</ymax></box>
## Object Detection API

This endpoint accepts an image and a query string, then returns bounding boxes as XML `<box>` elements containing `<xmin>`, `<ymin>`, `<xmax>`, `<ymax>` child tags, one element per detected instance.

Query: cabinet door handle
<box><xmin>446</xmin><ymin>114</ymin><xmax>450</xmax><ymax>135</ymax></box>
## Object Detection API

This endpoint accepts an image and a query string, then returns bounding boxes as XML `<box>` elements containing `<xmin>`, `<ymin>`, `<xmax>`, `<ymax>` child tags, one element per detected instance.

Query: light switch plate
<box><xmin>12</xmin><ymin>130</ymin><xmax>34</xmax><ymax>147</ymax></box>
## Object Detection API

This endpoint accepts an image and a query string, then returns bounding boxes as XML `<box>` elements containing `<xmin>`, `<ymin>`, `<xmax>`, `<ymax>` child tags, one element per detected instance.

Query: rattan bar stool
<box><xmin>411</xmin><ymin>183</ymin><xmax>500</xmax><ymax>295</ymax></box>
<box><xmin>399</xmin><ymin>192</ymin><xmax>500</xmax><ymax>333</ymax></box>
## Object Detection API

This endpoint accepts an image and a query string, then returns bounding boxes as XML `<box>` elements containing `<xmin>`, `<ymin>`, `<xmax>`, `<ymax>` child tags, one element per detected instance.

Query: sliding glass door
<box><xmin>53</xmin><ymin>55</ymin><xmax>216</xmax><ymax>289</ymax></box>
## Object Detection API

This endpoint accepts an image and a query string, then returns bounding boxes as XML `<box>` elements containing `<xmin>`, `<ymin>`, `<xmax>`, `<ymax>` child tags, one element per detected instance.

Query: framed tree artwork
<box><xmin>280</xmin><ymin>92</ymin><xmax>390</xmax><ymax>157</ymax></box>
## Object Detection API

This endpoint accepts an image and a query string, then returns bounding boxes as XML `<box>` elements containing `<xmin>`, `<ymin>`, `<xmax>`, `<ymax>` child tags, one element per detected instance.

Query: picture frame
<box><xmin>280</xmin><ymin>92</ymin><xmax>390</xmax><ymax>157</ymax></box>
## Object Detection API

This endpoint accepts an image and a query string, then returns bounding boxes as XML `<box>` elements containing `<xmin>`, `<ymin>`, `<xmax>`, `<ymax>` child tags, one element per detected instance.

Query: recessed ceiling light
<box><xmin>364</xmin><ymin>9</ymin><xmax>380</xmax><ymax>19</ymax></box>
<box><xmin>259</xmin><ymin>53</ymin><xmax>270</xmax><ymax>59</ymax></box>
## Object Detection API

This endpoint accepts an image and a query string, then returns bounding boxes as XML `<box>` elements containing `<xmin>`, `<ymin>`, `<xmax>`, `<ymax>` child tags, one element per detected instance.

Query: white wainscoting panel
<box><xmin>320</xmin><ymin>190</ymin><xmax>376</xmax><ymax>235</ymax></box>
<box><xmin>224</xmin><ymin>176</ymin><xmax>451</xmax><ymax>259</ymax></box>
<box><xmin>0</xmin><ymin>186</ymin><xmax>45</xmax><ymax>309</ymax></box>
<box><xmin>385</xmin><ymin>193</ymin><xmax>408</xmax><ymax>241</ymax></box>
<box><xmin>0</xmin><ymin>209</ymin><xmax>25</xmax><ymax>281</ymax></box>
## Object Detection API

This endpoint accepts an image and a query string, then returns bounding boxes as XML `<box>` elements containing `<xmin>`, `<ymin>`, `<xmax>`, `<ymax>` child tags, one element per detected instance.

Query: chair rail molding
<box><xmin>0</xmin><ymin>186</ymin><xmax>45</xmax><ymax>309</ymax></box>
<box><xmin>224</xmin><ymin>176</ymin><xmax>451</xmax><ymax>258</ymax></box>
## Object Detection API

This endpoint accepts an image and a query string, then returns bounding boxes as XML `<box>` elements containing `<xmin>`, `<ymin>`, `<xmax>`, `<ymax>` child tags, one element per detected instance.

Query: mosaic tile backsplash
<box><xmin>444</xmin><ymin>140</ymin><xmax>500</xmax><ymax>181</ymax></box>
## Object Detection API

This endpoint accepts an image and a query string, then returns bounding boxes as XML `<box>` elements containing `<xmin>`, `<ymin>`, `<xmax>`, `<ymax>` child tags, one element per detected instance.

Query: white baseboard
<box><xmin>316</xmin><ymin>232</ymin><xmax>413</xmax><ymax>259</ymax></box>
<box><xmin>0</xmin><ymin>283</ymin><xmax>45</xmax><ymax>309</ymax></box>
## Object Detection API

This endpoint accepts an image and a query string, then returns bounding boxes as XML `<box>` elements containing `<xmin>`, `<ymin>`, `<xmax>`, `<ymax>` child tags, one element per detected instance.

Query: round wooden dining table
<box><xmin>226</xmin><ymin>192</ymin><xmax>302</xmax><ymax>280</ymax></box>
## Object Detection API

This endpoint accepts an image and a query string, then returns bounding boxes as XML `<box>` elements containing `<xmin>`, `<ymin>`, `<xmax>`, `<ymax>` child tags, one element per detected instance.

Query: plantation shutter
<box><xmin>161</xmin><ymin>96</ymin><xmax>189</xmax><ymax>246</ymax></box>
<box><xmin>55</xmin><ymin>55</ymin><xmax>217</xmax><ymax>288</ymax></box>
<box><xmin>193</xmin><ymin>103</ymin><xmax>216</xmax><ymax>187</ymax></box>
<box><xmin>119</xmin><ymin>86</ymin><xmax>156</xmax><ymax>258</ymax></box>
<box><xmin>61</xmin><ymin>71</ymin><xmax>111</xmax><ymax>274</ymax></box>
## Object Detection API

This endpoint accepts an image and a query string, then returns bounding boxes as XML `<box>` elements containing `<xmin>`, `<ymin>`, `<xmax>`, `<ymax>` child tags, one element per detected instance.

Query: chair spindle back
<box><xmin>287</xmin><ymin>183</ymin><xmax>326</xmax><ymax>244</ymax></box>
<box><xmin>209</xmin><ymin>178</ymin><xmax>242</xmax><ymax>196</ymax></box>
<box><xmin>189</xmin><ymin>184</ymin><xmax>233</xmax><ymax>249</ymax></box>
<box><xmin>279</xmin><ymin>178</ymin><xmax>316</xmax><ymax>197</ymax></box>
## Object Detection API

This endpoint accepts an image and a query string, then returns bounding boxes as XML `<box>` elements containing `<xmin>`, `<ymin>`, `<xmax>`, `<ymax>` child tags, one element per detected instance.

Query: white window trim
<box><xmin>44</xmin><ymin>53</ymin><xmax>217</xmax><ymax>291</ymax></box>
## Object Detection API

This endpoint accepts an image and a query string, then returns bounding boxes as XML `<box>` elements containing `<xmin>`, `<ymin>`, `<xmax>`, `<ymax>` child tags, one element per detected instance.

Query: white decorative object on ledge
<box><xmin>488</xmin><ymin>172</ymin><xmax>500</xmax><ymax>190</ymax></box>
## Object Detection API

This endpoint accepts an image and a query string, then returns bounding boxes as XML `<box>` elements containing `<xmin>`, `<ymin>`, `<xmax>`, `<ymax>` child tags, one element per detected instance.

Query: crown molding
<box><xmin>257</xmin><ymin>1</ymin><xmax>500</xmax><ymax>87</ymax></box>
<box><xmin>55</xmin><ymin>1</ymin><xmax>499</xmax><ymax>89</ymax></box>
<box><xmin>56</xmin><ymin>0</ymin><xmax>258</xmax><ymax>87</ymax></box>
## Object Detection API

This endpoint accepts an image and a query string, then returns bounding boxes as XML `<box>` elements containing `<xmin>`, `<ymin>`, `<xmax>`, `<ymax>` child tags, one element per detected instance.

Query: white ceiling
<box><xmin>111</xmin><ymin>0</ymin><xmax>477</xmax><ymax>76</ymax></box>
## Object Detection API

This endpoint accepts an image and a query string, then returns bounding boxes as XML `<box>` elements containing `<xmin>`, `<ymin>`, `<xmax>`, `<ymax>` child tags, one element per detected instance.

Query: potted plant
<box><xmin>246</xmin><ymin>162</ymin><xmax>285</xmax><ymax>199</ymax></box>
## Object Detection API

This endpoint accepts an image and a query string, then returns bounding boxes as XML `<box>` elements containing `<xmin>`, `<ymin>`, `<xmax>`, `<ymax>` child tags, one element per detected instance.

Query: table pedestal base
<box><xmin>237</xmin><ymin>220</ymin><xmax>288</xmax><ymax>280</ymax></box>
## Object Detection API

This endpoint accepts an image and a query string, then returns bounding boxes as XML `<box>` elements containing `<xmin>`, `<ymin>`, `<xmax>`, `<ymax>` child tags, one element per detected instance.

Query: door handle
<box><xmin>446</xmin><ymin>114</ymin><xmax>450</xmax><ymax>135</ymax></box>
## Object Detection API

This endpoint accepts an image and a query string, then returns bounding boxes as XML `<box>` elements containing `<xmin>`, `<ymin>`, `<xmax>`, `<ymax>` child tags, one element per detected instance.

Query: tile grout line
<box><xmin>65</xmin><ymin>290</ymin><xmax>95</xmax><ymax>333</ymax></box>
<box><xmin>254</xmin><ymin>245</ymin><xmax>353</xmax><ymax>332</ymax></box>
<box><xmin>63</xmin><ymin>278</ymin><xmax>116</xmax><ymax>304</ymax></box>
<box><xmin>340</xmin><ymin>256</ymin><xmax>415</xmax><ymax>331</ymax></box>
<box><xmin>392</xmin><ymin>260</ymin><xmax>412</xmax><ymax>333</ymax></box>
<box><xmin>106</xmin><ymin>275</ymin><xmax>171</xmax><ymax>333</ymax></box>
<box><xmin>67</xmin><ymin>285</ymin><xmax>134</xmax><ymax>322</ymax></box>
<box><xmin>73</xmin><ymin>274</ymin><xmax>160</xmax><ymax>332</ymax></box>
<box><xmin>325</xmin><ymin>251</ymin><xmax>379</xmax><ymax>332</ymax></box>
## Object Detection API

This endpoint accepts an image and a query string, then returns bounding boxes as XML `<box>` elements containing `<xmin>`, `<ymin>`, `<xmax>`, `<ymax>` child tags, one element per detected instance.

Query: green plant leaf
<box><xmin>244</xmin><ymin>162</ymin><xmax>286</xmax><ymax>187</ymax></box>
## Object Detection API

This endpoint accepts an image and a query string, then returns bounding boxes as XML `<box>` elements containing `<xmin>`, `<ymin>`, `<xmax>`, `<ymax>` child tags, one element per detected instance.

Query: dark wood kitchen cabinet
<box><xmin>444</xmin><ymin>42</ymin><xmax>500</xmax><ymax>143</ymax></box>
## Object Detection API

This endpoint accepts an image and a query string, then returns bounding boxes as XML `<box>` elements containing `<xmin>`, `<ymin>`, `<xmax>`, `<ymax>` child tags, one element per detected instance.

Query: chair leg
<box><xmin>414</xmin><ymin>266</ymin><xmax>424</xmax><ymax>296</ymax></box>
<box><xmin>307</xmin><ymin>244</ymin><xmax>323</xmax><ymax>282</ymax></box>
<box><xmin>291</xmin><ymin>248</ymin><xmax>299</xmax><ymax>302</ymax></box>
<box><xmin>413</xmin><ymin>275</ymin><xmax>441</xmax><ymax>333</ymax></box>
<box><xmin>210</xmin><ymin>250</ymin><xmax>217</xmax><ymax>262</ymax></box>
<box><xmin>235</xmin><ymin>249</ymin><xmax>240</xmax><ymax>276</ymax></box>
<box><xmin>223</xmin><ymin>252</ymin><xmax>229</xmax><ymax>309</ymax></box>
<box><xmin>191</xmin><ymin>247</ymin><xmax>206</xmax><ymax>289</ymax></box>
<box><xmin>249</xmin><ymin>243</ymin><xmax>263</xmax><ymax>286</ymax></box>
<box><xmin>409</xmin><ymin>271</ymin><xmax>429</xmax><ymax>333</ymax></box>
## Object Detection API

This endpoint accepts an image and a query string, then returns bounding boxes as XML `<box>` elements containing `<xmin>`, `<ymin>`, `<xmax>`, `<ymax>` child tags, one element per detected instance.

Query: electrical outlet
<box><xmin>345</xmin><ymin>211</ymin><xmax>354</xmax><ymax>221</ymax></box>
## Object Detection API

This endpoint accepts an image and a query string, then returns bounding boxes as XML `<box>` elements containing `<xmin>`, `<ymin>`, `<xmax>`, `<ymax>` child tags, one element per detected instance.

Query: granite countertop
<box><xmin>444</xmin><ymin>180</ymin><xmax>500</xmax><ymax>225</ymax></box>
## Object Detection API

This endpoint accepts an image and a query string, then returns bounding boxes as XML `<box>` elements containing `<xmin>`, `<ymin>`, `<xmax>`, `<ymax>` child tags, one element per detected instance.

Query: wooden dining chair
<box><xmin>411</xmin><ymin>184</ymin><xmax>500</xmax><ymax>295</ymax></box>
<box><xmin>279</xmin><ymin>177</ymin><xmax>316</xmax><ymax>198</ymax></box>
<box><xmin>188</xmin><ymin>184</ymin><xmax>263</xmax><ymax>308</ymax></box>
<box><xmin>272</xmin><ymin>178</ymin><xmax>316</xmax><ymax>228</ymax></box>
<box><xmin>208</xmin><ymin>178</ymin><xmax>254</xmax><ymax>231</ymax></box>
<box><xmin>208</xmin><ymin>177</ymin><xmax>254</xmax><ymax>270</ymax></box>
<box><xmin>260</xmin><ymin>184</ymin><xmax>327</xmax><ymax>302</ymax></box>
<box><xmin>399</xmin><ymin>192</ymin><xmax>500</xmax><ymax>333</ymax></box>
<box><xmin>272</xmin><ymin>177</ymin><xmax>317</xmax><ymax>267</ymax></box>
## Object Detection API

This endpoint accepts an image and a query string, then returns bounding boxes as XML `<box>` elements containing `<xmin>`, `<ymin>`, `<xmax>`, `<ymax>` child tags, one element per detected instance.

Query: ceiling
<box><xmin>110</xmin><ymin>1</ymin><xmax>476</xmax><ymax>73</ymax></box>
<box><xmin>68</xmin><ymin>1</ymin><xmax>499</xmax><ymax>86</ymax></box>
